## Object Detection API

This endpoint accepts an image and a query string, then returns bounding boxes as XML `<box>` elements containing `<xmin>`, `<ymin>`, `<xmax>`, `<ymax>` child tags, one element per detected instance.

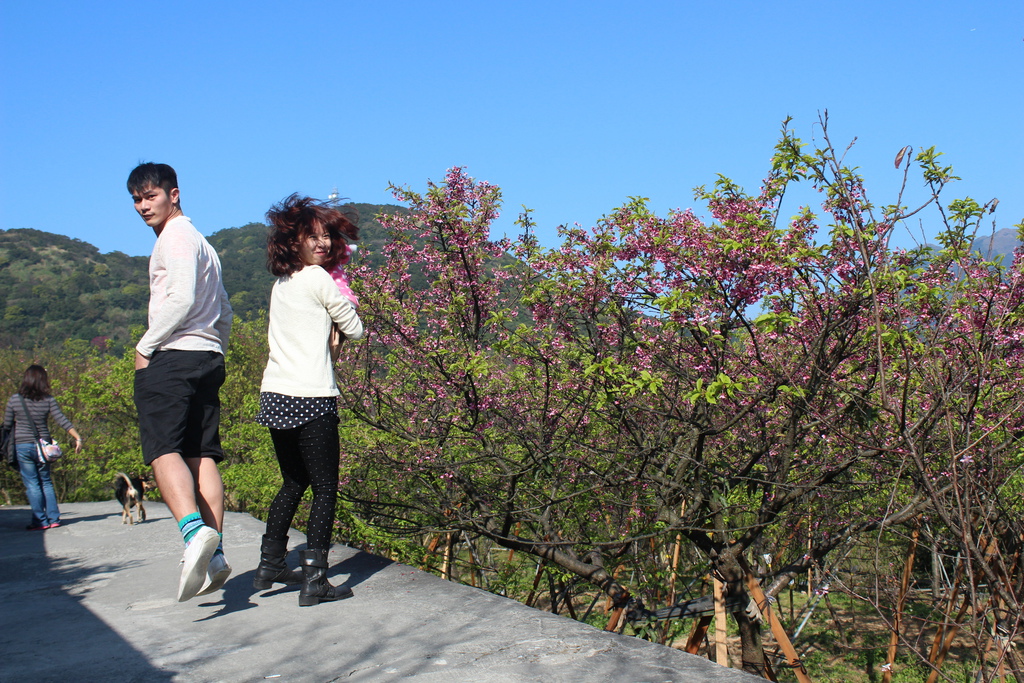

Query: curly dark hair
<box><xmin>265</xmin><ymin>194</ymin><xmax>359</xmax><ymax>277</ymax></box>
<box><xmin>19</xmin><ymin>365</ymin><xmax>52</xmax><ymax>401</ymax></box>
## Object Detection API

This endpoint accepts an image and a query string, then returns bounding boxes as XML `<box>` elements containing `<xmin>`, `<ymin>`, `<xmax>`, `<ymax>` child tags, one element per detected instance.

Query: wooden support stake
<box><xmin>741</xmin><ymin>559</ymin><xmax>812</xmax><ymax>683</ymax></box>
<box><xmin>883</xmin><ymin>523</ymin><xmax>920</xmax><ymax>683</ymax></box>
<box><xmin>669</xmin><ymin>535</ymin><xmax>683</xmax><ymax>606</ymax></box>
<box><xmin>807</xmin><ymin>526</ymin><xmax>813</xmax><ymax>600</ymax></box>
<box><xmin>668</xmin><ymin>502</ymin><xmax>686</xmax><ymax>605</ymax></box>
<box><xmin>506</xmin><ymin>522</ymin><xmax>521</xmax><ymax>563</ymax></box>
<box><xmin>926</xmin><ymin>558</ymin><xmax>966</xmax><ymax>682</ymax></box>
<box><xmin>925</xmin><ymin>589</ymin><xmax>969</xmax><ymax>683</ymax></box>
<box><xmin>604</xmin><ymin>591</ymin><xmax>631</xmax><ymax>633</ymax></box>
<box><xmin>524</xmin><ymin>561</ymin><xmax>544</xmax><ymax>608</ymax></box>
<box><xmin>604</xmin><ymin>605</ymin><xmax>624</xmax><ymax>632</ymax></box>
<box><xmin>713</xmin><ymin>576</ymin><xmax>730</xmax><ymax>667</ymax></box>
<box><xmin>441</xmin><ymin>532</ymin><xmax>455</xmax><ymax>581</ymax></box>
<box><xmin>1000</xmin><ymin>643</ymin><xmax>1024</xmax><ymax>683</ymax></box>
<box><xmin>685</xmin><ymin>615</ymin><xmax>714</xmax><ymax>655</ymax></box>
<box><xmin>421</xmin><ymin>534</ymin><xmax>441</xmax><ymax>570</ymax></box>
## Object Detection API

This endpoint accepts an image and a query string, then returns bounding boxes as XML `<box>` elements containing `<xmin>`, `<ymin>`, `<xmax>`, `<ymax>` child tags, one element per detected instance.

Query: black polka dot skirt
<box><xmin>255</xmin><ymin>392</ymin><xmax>337</xmax><ymax>429</ymax></box>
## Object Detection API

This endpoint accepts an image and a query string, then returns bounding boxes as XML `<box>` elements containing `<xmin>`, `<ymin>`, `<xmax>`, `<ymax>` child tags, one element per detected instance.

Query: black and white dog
<box><xmin>115</xmin><ymin>472</ymin><xmax>151</xmax><ymax>525</ymax></box>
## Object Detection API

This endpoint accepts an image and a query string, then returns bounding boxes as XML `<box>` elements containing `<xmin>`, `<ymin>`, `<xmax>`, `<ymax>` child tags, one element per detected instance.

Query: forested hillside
<box><xmin>0</xmin><ymin>229</ymin><xmax>149</xmax><ymax>349</ymax></box>
<box><xmin>0</xmin><ymin>209</ymin><xmax>1014</xmax><ymax>352</ymax></box>
<box><xmin>0</xmin><ymin>203</ymin><xmax>405</xmax><ymax>350</ymax></box>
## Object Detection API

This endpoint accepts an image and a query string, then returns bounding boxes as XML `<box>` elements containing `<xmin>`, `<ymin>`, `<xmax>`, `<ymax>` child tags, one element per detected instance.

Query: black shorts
<box><xmin>133</xmin><ymin>350</ymin><xmax>226</xmax><ymax>466</ymax></box>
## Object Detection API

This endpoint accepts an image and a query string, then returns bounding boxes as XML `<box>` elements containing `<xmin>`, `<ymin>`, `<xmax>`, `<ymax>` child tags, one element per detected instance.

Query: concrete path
<box><xmin>0</xmin><ymin>501</ymin><xmax>759</xmax><ymax>682</ymax></box>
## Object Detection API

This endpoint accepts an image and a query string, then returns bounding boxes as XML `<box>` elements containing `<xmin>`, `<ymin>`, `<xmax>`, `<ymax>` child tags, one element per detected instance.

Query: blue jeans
<box><xmin>17</xmin><ymin>442</ymin><xmax>60</xmax><ymax>527</ymax></box>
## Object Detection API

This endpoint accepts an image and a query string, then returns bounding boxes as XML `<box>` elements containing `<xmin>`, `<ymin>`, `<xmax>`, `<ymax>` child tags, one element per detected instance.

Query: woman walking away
<box><xmin>254</xmin><ymin>194</ymin><xmax>364</xmax><ymax>606</ymax></box>
<box><xmin>4</xmin><ymin>365</ymin><xmax>83</xmax><ymax>530</ymax></box>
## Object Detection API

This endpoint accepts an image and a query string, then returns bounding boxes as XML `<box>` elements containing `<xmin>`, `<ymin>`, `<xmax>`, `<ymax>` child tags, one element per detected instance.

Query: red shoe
<box><xmin>46</xmin><ymin>522</ymin><xmax>60</xmax><ymax>529</ymax></box>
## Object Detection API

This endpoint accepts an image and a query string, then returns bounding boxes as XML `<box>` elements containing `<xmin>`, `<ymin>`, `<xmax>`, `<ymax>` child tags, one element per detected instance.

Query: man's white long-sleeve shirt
<box><xmin>136</xmin><ymin>215</ymin><xmax>232</xmax><ymax>358</ymax></box>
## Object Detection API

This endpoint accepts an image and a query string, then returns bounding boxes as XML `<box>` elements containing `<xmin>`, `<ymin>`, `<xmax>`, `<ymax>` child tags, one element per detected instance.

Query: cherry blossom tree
<box><xmin>336</xmin><ymin>116</ymin><xmax>1024</xmax><ymax>679</ymax></box>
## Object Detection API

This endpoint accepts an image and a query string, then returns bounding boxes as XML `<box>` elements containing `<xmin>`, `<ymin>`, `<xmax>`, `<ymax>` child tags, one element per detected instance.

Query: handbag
<box><xmin>39</xmin><ymin>439</ymin><xmax>62</xmax><ymax>462</ymax></box>
<box><xmin>0</xmin><ymin>423</ymin><xmax>15</xmax><ymax>470</ymax></box>
<box><xmin>19</xmin><ymin>394</ymin><xmax>62</xmax><ymax>464</ymax></box>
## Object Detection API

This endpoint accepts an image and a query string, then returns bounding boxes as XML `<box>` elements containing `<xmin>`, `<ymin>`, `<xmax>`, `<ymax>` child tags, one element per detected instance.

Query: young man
<box><xmin>128</xmin><ymin>163</ymin><xmax>234</xmax><ymax>602</ymax></box>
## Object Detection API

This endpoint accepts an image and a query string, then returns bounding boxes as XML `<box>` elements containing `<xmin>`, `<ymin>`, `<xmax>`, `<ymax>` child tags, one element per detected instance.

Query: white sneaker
<box><xmin>177</xmin><ymin>526</ymin><xmax>219</xmax><ymax>602</ymax></box>
<box><xmin>196</xmin><ymin>552</ymin><xmax>232</xmax><ymax>596</ymax></box>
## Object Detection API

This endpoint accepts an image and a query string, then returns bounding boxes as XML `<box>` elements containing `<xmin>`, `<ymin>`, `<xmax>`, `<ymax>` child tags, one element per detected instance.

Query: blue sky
<box><xmin>1</xmin><ymin>1</ymin><xmax>1021</xmax><ymax>258</ymax></box>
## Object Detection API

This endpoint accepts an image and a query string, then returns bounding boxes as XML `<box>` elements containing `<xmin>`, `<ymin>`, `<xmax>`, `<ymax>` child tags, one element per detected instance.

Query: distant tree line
<box><xmin>0</xmin><ymin>203</ymin><xmax>406</xmax><ymax>351</ymax></box>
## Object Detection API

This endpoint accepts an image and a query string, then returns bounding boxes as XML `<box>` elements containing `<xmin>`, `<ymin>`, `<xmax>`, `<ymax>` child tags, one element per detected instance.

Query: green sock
<box><xmin>178</xmin><ymin>512</ymin><xmax>204</xmax><ymax>546</ymax></box>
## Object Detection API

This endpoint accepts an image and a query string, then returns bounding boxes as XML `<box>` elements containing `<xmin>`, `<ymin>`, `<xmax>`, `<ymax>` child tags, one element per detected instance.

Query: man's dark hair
<box><xmin>127</xmin><ymin>162</ymin><xmax>178</xmax><ymax>196</ymax></box>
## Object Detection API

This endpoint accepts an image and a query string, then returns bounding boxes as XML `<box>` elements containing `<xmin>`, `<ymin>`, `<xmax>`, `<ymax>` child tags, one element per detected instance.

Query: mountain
<box><xmin>971</xmin><ymin>228</ymin><xmax>1020</xmax><ymax>266</ymax></box>
<box><xmin>213</xmin><ymin>202</ymin><xmax>405</xmax><ymax>317</ymax></box>
<box><xmin>0</xmin><ymin>229</ymin><xmax>150</xmax><ymax>349</ymax></box>
<box><xmin>0</xmin><ymin>203</ymin><xmax>405</xmax><ymax>351</ymax></box>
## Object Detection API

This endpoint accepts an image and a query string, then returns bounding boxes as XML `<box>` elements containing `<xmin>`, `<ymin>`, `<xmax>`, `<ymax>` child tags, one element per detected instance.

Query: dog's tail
<box><xmin>116</xmin><ymin>472</ymin><xmax>139</xmax><ymax>497</ymax></box>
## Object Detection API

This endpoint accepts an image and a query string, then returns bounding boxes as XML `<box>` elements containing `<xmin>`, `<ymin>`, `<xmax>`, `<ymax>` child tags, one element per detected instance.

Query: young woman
<box><xmin>253</xmin><ymin>194</ymin><xmax>364</xmax><ymax>606</ymax></box>
<box><xmin>3</xmin><ymin>365</ymin><xmax>83</xmax><ymax>530</ymax></box>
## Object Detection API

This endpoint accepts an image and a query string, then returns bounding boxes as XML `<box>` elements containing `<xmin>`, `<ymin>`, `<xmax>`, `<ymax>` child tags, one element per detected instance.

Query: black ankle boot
<box><xmin>253</xmin><ymin>535</ymin><xmax>302</xmax><ymax>590</ymax></box>
<box><xmin>298</xmin><ymin>549</ymin><xmax>353</xmax><ymax>606</ymax></box>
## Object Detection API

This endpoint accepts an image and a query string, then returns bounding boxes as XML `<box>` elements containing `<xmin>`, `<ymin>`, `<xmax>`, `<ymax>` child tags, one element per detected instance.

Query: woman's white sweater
<box><xmin>260</xmin><ymin>265</ymin><xmax>364</xmax><ymax>397</ymax></box>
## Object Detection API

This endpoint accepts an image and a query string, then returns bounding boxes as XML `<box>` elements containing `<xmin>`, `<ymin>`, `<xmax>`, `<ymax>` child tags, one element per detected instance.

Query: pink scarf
<box><xmin>328</xmin><ymin>245</ymin><xmax>358</xmax><ymax>307</ymax></box>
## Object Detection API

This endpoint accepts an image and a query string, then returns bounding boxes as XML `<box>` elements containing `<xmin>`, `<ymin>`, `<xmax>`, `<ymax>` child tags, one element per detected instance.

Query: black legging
<box><xmin>265</xmin><ymin>412</ymin><xmax>340</xmax><ymax>550</ymax></box>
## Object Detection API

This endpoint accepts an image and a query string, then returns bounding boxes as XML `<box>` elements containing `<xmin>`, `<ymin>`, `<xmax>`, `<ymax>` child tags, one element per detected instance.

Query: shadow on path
<box><xmin>0</xmin><ymin>500</ymin><xmax>760</xmax><ymax>682</ymax></box>
<box><xmin>0</xmin><ymin>506</ymin><xmax>175</xmax><ymax>682</ymax></box>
